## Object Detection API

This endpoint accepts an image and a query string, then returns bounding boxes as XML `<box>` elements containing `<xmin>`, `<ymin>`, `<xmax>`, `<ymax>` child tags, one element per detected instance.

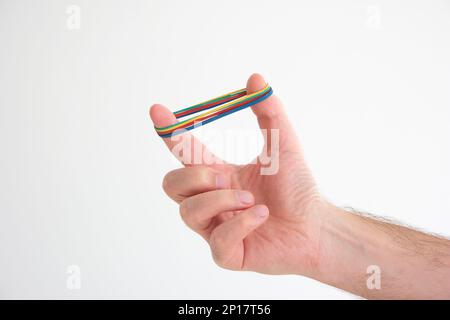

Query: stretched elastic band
<box><xmin>155</xmin><ymin>84</ymin><xmax>273</xmax><ymax>138</ymax></box>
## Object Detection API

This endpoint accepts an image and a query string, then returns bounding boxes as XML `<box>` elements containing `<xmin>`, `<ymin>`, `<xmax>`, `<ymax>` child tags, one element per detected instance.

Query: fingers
<box><xmin>149</xmin><ymin>104</ymin><xmax>222</xmax><ymax>166</ymax></box>
<box><xmin>163</xmin><ymin>166</ymin><xmax>229</xmax><ymax>203</ymax></box>
<box><xmin>150</xmin><ymin>74</ymin><xmax>296</xmax><ymax>164</ymax></box>
<box><xmin>149</xmin><ymin>103</ymin><xmax>177</xmax><ymax>128</ymax></box>
<box><xmin>209</xmin><ymin>205</ymin><xmax>269</xmax><ymax>270</ymax></box>
<box><xmin>179</xmin><ymin>189</ymin><xmax>255</xmax><ymax>237</ymax></box>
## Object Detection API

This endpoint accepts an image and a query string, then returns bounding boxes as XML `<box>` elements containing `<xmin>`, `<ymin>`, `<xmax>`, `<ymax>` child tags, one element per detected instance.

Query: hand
<box><xmin>150</xmin><ymin>74</ymin><xmax>450</xmax><ymax>299</ymax></box>
<box><xmin>150</xmin><ymin>74</ymin><xmax>326</xmax><ymax>276</ymax></box>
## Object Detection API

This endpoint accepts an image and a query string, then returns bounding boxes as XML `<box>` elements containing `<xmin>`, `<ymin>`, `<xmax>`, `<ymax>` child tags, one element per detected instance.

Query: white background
<box><xmin>0</xmin><ymin>0</ymin><xmax>449</xmax><ymax>299</ymax></box>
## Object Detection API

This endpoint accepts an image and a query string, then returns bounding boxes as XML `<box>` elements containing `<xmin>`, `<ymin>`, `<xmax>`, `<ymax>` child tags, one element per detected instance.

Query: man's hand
<box><xmin>150</xmin><ymin>74</ymin><xmax>324</xmax><ymax>276</ymax></box>
<box><xmin>150</xmin><ymin>73</ymin><xmax>450</xmax><ymax>299</ymax></box>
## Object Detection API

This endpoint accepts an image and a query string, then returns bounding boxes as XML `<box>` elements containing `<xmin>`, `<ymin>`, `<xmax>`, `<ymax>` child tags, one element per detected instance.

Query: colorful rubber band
<box><xmin>155</xmin><ymin>84</ymin><xmax>273</xmax><ymax>138</ymax></box>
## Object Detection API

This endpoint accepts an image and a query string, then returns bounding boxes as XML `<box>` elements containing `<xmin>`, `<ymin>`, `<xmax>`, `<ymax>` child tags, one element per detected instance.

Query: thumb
<box><xmin>247</xmin><ymin>73</ymin><xmax>287</xmax><ymax>130</ymax></box>
<box><xmin>246</xmin><ymin>73</ymin><xmax>298</xmax><ymax>152</ymax></box>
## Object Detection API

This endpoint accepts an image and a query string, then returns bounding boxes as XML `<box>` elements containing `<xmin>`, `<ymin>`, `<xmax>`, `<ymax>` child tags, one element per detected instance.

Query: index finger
<box><xmin>150</xmin><ymin>104</ymin><xmax>223</xmax><ymax>166</ymax></box>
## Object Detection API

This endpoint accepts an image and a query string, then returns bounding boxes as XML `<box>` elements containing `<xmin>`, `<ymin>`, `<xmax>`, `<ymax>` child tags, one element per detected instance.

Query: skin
<box><xmin>149</xmin><ymin>73</ymin><xmax>450</xmax><ymax>299</ymax></box>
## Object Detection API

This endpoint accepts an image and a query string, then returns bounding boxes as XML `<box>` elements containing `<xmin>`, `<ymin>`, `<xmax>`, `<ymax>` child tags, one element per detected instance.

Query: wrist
<box><xmin>301</xmin><ymin>202</ymin><xmax>378</xmax><ymax>295</ymax></box>
<box><xmin>289</xmin><ymin>199</ymin><xmax>346</xmax><ymax>278</ymax></box>
<box><xmin>293</xmin><ymin>194</ymin><xmax>450</xmax><ymax>299</ymax></box>
<box><xmin>305</xmin><ymin>203</ymin><xmax>450</xmax><ymax>299</ymax></box>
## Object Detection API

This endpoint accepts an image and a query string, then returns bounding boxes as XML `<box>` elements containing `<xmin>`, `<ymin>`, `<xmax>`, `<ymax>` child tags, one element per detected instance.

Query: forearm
<box><xmin>310</xmin><ymin>204</ymin><xmax>450</xmax><ymax>299</ymax></box>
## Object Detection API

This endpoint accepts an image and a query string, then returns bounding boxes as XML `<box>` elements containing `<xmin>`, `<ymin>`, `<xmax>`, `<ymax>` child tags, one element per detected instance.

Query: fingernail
<box><xmin>254</xmin><ymin>205</ymin><xmax>269</xmax><ymax>219</ymax></box>
<box><xmin>215</xmin><ymin>174</ymin><xmax>227</xmax><ymax>189</ymax></box>
<box><xmin>237</xmin><ymin>190</ymin><xmax>254</xmax><ymax>205</ymax></box>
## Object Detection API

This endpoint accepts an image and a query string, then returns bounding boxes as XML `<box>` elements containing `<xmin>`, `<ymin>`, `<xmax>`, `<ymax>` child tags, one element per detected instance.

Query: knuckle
<box><xmin>212</xmin><ymin>252</ymin><xmax>227</xmax><ymax>269</ymax></box>
<box><xmin>179</xmin><ymin>199</ymin><xmax>200</xmax><ymax>229</ymax></box>
<box><xmin>162</xmin><ymin>171</ymin><xmax>174</xmax><ymax>194</ymax></box>
<box><xmin>196</xmin><ymin>167</ymin><xmax>214</xmax><ymax>189</ymax></box>
<box><xmin>179</xmin><ymin>200</ymin><xmax>190</xmax><ymax>222</ymax></box>
<box><xmin>239</xmin><ymin>215</ymin><xmax>254</xmax><ymax>230</ymax></box>
<box><xmin>209</xmin><ymin>238</ymin><xmax>226</xmax><ymax>267</ymax></box>
<box><xmin>209</xmin><ymin>231</ymin><xmax>223</xmax><ymax>247</ymax></box>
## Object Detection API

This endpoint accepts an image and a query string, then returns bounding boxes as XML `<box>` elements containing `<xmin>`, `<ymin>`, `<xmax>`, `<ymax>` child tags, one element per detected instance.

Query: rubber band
<box><xmin>155</xmin><ymin>84</ymin><xmax>273</xmax><ymax>137</ymax></box>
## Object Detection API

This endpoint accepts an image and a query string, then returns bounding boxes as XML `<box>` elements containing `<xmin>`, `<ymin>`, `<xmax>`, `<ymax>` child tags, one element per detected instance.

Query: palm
<box><xmin>209</xmin><ymin>142</ymin><xmax>319</xmax><ymax>274</ymax></box>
